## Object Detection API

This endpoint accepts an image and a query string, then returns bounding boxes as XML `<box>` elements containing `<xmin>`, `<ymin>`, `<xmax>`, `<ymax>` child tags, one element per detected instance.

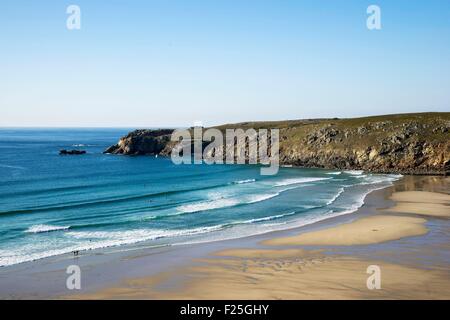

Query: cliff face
<box><xmin>104</xmin><ymin>129</ymin><xmax>173</xmax><ymax>155</ymax></box>
<box><xmin>104</xmin><ymin>113</ymin><xmax>450</xmax><ymax>175</ymax></box>
<box><xmin>276</xmin><ymin>117</ymin><xmax>449</xmax><ymax>175</ymax></box>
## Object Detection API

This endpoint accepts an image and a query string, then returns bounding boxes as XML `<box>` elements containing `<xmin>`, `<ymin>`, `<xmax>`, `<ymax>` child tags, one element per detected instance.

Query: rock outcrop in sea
<box><xmin>104</xmin><ymin>113</ymin><xmax>450</xmax><ymax>175</ymax></box>
<box><xmin>59</xmin><ymin>149</ymin><xmax>86</xmax><ymax>155</ymax></box>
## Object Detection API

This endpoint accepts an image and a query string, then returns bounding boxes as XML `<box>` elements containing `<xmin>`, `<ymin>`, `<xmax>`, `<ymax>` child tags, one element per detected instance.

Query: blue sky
<box><xmin>1</xmin><ymin>0</ymin><xmax>449</xmax><ymax>127</ymax></box>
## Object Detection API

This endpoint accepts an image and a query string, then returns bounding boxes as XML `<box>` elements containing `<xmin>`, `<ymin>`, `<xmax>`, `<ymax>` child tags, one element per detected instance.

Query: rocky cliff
<box><xmin>104</xmin><ymin>113</ymin><xmax>450</xmax><ymax>175</ymax></box>
<box><xmin>104</xmin><ymin>129</ymin><xmax>173</xmax><ymax>155</ymax></box>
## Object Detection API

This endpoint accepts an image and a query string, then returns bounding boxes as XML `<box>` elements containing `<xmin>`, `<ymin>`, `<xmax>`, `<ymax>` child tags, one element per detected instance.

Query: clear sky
<box><xmin>1</xmin><ymin>0</ymin><xmax>449</xmax><ymax>127</ymax></box>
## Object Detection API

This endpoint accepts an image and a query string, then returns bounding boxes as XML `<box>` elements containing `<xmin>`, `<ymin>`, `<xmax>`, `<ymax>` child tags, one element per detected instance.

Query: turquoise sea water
<box><xmin>0</xmin><ymin>129</ymin><xmax>401</xmax><ymax>267</ymax></box>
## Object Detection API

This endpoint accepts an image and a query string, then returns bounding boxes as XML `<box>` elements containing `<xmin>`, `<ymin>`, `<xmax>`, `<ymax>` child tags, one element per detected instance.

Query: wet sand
<box><xmin>68</xmin><ymin>176</ymin><xmax>450</xmax><ymax>300</ymax></box>
<box><xmin>263</xmin><ymin>215</ymin><xmax>428</xmax><ymax>246</ymax></box>
<box><xmin>383</xmin><ymin>191</ymin><xmax>450</xmax><ymax>218</ymax></box>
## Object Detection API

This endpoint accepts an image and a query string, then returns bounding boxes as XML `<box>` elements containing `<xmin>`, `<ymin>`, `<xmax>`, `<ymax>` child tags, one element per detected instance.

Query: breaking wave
<box><xmin>25</xmin><ymin>224</ymin><xmax>70</xmax><ymax>234</ymax></box>
<box><xmin>326</xmin><ymin>187</ymin><xmax>345</xmax><ymax>205</ymax></box>
<box><xmin>344</xmin><ymin>170</ymin><xmax>364</xmax><ymax>175</ymax></box>
<box><xmin>273</xmin><ymin>177</ymin><xmax>331</xmax><ymax>187</ymax></box>
<box><xmin>232</xmin><ymin>179</ymin><xmax>256</xmax><ymax>184</ymax></box>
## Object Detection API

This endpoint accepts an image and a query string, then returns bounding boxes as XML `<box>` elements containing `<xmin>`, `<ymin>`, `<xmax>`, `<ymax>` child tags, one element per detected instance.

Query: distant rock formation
<box><xmin>104</xmin><ymin>113</ymin><xmax>450</xmax><ymax>175</ymax></box>
<box><xmin>104</xmin><ymin>129</ymin><xmax>173</xmax><ymax>155</ymax></box>
<box><xmin>59</xmin><ymin>149</ymin><xmax>86</xmax><ymax>155</ymax></box>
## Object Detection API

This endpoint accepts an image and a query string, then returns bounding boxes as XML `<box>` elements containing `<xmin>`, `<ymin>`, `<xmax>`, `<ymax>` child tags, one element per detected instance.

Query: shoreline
<box><xmin>0</xmin><ymin>171</ymin><xmax>396</xmax><ymax>269</ymax></box>
<box><xmin>0</xmin><ymin>175</ymin><xmax>448</xmax><ymax>299</ymax></box>
<box><xmin>70</xmin><ymin>175</ymin><xmax>450</xmax><ymax>299</ymax></box>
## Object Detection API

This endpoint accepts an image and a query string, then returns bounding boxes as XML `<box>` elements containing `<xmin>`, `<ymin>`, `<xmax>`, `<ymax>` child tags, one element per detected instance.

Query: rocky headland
<box><xmin>104</xmin><ymin>113</ymin><xmax>450</xmax><ymax>175</ymax></box>
<box><xmin>59</xmin><ymin>149</ymin><xmax>87</xmax><ymax>155</ymax></box>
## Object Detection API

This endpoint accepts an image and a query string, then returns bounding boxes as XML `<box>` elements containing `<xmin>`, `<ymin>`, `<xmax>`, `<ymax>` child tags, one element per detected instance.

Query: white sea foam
<box><xmin>356</xmin><ymin>174</ymin><xmax>403</xmax><ymax>185</ymax></box>
<box><xmin>326</xmin><ymin>171</ymin><xmax>342</xmax><ymax>175</ymax></box>
<box><xmin>326</xmin><ymin>187</ymin><xmax>345</xmax><ymax>205</ymax></box>
<box><xmin>231</xmin><ymin>211</ymin><xmax>297</xmax><ymax>225</ymax></box>
<box><xmin>67</xmin><ymin>225</ymin><xmax>223</xmax><ymax>241</ymax></box>
<box><xmin>232</xmin><ymin>179</ymin><xmax>256</xmax><ymax>184</ymax></box>
<box><xmin>247</xmin><ymin>193</ymin><xmax>280</xmax><ymax>204</ymax></box>
<box><xmin>72</xmin><ymin>144</ymin><xmax>95</xmax><ymax>147</ymax></box>
<box><xmin>344</xmin><ymin>170</ymin><xmax>364</xmax><ymax>175</ymax></box>
<box><xmin>273</xmin><ymin>177</ymin><xmax>331</xmax><ymax>187</ymax></box>
<box><xmin>176</xmin><ymin>191</ymin><xmax>280</xmax><ymax>214</ymax></box>
<box><xmin>25</xmin><ymin>224</ymin><xmax>70</xmax><ymax>234</ymax></box>
<box><xmin>0</xmin><ymin>225</ymin><xmax>224</xmax><ymax>267</ymax></box>
<box><xmin>176</xmin><ymin>198</ymin><xmax>240</xmax><ymax>213</ymax></box>
<box><xmin>176</xmin><ymin>179</ymin><xmax>325</xmax><ymax>215</ymax></box>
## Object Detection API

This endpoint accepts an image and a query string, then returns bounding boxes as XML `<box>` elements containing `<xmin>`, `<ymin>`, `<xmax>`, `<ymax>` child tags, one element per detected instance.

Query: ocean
<box><xmin>0</xmin><ymin>128</ymin><xmax>401</xmax><ymax>267</ymax></box>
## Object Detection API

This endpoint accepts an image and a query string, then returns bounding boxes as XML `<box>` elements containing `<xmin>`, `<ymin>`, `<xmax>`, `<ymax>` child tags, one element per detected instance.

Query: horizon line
<box><xmin>0</xmin><ymin>111</ymin><xmax>448</xmax><ymax>129</ymax></box>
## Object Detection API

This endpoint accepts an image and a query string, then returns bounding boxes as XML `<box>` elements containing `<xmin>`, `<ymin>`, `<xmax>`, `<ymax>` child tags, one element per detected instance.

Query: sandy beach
<box><xmin>63</xmin><ymin>175</ymin><xmax>450</xmax><ymax>300</ymax></box>
<box><xmin>263</xmin><ymin>215</ymin><xmax>428</xmax><ymax>246</ymax></box>
<box><xmin>0</xmin><ymin>175</ymin><xmax>448</xmax><ymax>299</ymax></box>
